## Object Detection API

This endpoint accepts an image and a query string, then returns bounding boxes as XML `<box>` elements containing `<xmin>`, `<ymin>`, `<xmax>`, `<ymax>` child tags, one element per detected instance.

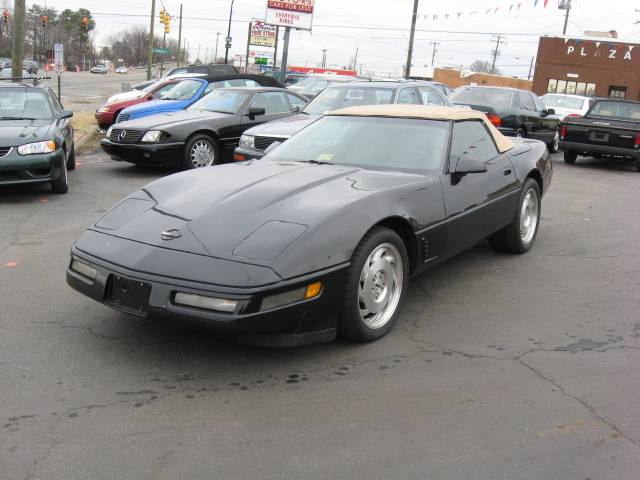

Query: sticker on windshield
<box><xmin>317</xmin><ymin>153</ymin><xmax>334</xmax><ymax>161</ymax></box>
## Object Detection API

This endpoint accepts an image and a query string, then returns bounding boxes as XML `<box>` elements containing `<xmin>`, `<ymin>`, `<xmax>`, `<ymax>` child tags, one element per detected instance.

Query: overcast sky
<box><xmin>42</xmin><ymin>0</ymin><xmax>640</xmax><ymax>77</ymax></box>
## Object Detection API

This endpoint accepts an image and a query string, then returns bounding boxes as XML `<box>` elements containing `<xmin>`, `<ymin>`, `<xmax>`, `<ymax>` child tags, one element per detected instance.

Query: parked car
<box><xmin>115</xmin><ymin>66</ymin><xmax>128</xmax><ymax>74</ymax></box>
<box><xmin>102</xmin><ymin>87</ymin><xmax>308</xmax><ymax>169</ymax></box>
<box><xmin>288</xmin><ymin>74</ymin><xmax>362</xmax><ymax>100</ymax></box>
<box><xmin>0</xmin><ymin>57</ymin><xmax>11</xmax><ymax>69</ymax></box>
<box><xmin>0</xmin><ymin>68</ymin><xmax>32</xmax><ymax>78</ymax></box>
<box><xmin>69</xmin><ymin>105</ymin><xmax>552</xmax><ymax>346</ymax></box>
<box><xmin>22</xmin><ymin>60</ymin><xmax>38</xmax><ymax>75</ymax></box>
<box><xmin>96</xmin><ymin>73</ymin><xmax>207</xmax><ymax>129</ymax></box>
<box><xmin>186</xmin><ymin>63</ymin><xmax>239</xmax><ymax>76</ymax></box>
<box><xmin>0</xmin><ymin>80</ymin><xmax>75</xmax><ymax>193</ymax></box>
<box><xmin>114</xmin><ymin>75</ymin><xmax>282</xmax><ymax>123</ymax></box>
<box><xmin>91</xmin><ymin>64</ymin><xmax>108</xmax><ymax>74</ymax></box>
<box><xmin>559</xmin><ymin>98</ymin><xmax>640</xmax><ymax>171</ymax></box>
<box><xmin>235</xmin><ymin>80</ymin><xmax>452</xmax><ymax>160</ymax></box>
<box><xmin>163</xmin><ymin>66</ymin><xmax>187</xmax><ymax>77</ymax></box>
<box><xmin>541</xmin><ymin>94</ymin><xmax>594</xmax><ymax>120</ymax></box>
<box><xmin>450</xmin><ymin>86</ymin><xmax>560</xmax><ymax>152</ymax></box>
<box><xmin>264</xmin><ymin>71</ymin><xmax>308</xmax><ymax>86</ymax></box>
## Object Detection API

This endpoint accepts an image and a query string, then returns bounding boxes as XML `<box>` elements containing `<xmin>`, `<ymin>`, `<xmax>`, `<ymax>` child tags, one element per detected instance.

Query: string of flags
<box><xmin>421</xmin><ymin>0</ymin><xmax>559</xmax><ymax>22</ymax></box>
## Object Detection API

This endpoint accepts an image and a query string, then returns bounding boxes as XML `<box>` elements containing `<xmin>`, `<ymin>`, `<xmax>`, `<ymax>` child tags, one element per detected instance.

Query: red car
<box><xmin>94</xmin><ymin>78</ymin><xmax>184</xmax><ymax>129</ymax></box>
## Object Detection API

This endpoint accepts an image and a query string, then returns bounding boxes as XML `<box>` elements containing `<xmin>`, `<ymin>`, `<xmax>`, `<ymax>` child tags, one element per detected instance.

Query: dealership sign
<box><xmin>250</xmin><ymin>21</ymin><xmax>277</xmax><ymax>48</ymax></box>
<box><xmin>265</xmin><ymin>0</ymin><xmax>314</xmax><ymax>30</ymax></box>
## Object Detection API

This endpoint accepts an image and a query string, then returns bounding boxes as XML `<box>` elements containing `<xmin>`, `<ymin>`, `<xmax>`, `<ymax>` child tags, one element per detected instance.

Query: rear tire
<box><xmin>548</xmin><ymin>129</ymin><xmax>559</xmax><ymax>153</ymax></box>
<box><xmin>564</xmin><ymin>150</ymin><xmax>577</xmax><ymax>164</ymax></box>
<box><xmin>515</xmin><ymin>128</ymin><xmax>526</xmax><ymax>139</ymax></box>
<box><xmin>339</xmin><ymin>227</ymin><xmax>409</xmax><ymax>342</ymax></box>
<box><xmin>51</xmin><ymin>156</ymin><xmax>69</xmax><ymax>194</ymax></box>
<box><xmin>489</xmin><ymin>178</ymin><xmax>541</xmax><ymax>254</ymax></box>
<box><xmin>66</xmin><ymin>144</ymin><xmax>76</xmax><ymax>171</ymax></box>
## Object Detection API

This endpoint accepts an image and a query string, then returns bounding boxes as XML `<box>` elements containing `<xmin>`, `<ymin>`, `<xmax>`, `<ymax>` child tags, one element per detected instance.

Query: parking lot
<box><xmin>1</xmin><ymin>147</ymin><xmax>639</xmax><ymax>479</ymax></box>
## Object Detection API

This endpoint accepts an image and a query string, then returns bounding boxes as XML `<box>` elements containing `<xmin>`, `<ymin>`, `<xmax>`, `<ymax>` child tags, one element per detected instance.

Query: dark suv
<box><xmin>234</xmin><ymin>80</ymin><xmax>452</xmax><ymax>161</ymax></box>
<box><xmin>449</xmin><ymin>86</ymin><xmax>559</xmax><ymax>152</ymax></box>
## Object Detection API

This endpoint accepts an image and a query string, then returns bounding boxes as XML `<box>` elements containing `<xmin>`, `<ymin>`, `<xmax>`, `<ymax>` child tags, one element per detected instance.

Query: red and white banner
<box><xmin>266</xmin><ymin>0</ymin><xmax>314</xmax><ymax>30</ymax></box>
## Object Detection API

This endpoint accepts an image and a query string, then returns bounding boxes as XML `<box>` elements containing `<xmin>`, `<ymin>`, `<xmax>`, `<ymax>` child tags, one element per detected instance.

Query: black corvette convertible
<box><xmin>67</xmin><ymin>105</ymin><xmax>552</xmax><ymax>346</ymax></box>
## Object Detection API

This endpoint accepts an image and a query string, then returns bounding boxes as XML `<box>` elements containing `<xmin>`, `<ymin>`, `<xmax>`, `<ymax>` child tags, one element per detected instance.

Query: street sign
<box><xmin>226</xmin><ymin>36</ymin><xmax>232</xmax><ymax>43</ymax></box>
<box><xmin>225</xmin><ymin>42</ymin><xmax>232</xmax><ymax>49</ymax></box>
<box><xmin>152</xmin><ymin>48</ymin><xmax>169</xmax><ymax>54</ymax></box>
<box><xmin>265</xmin><ymin>0</ymin><xmax>314</xmax><ymax>31</ymax></box>
<box><xmin>54</xmin><ymin>43</ymin><xmax>64</xmax><ymax>65</ymax></box>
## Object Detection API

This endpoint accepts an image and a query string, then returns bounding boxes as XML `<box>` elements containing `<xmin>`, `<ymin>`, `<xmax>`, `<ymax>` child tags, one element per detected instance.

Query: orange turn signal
<box><xmin>304</xmin><ymin>282</ymin><xmax>322</xmax><ymax>299</ymax></box>
<box><xmin>233</xmin><ymin>153</ymin><xmax>245</xmax><ymax>162</ymax></box>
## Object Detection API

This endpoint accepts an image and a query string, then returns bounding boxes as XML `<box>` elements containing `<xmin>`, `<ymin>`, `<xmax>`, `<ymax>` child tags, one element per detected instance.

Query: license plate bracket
<box><xmin>105</xmin><ymin>274</ymin><xmax>151</xmax><ymax>317</ymax></box>
<box><xmin>589</xmin><ymin>131</ymin><xmax>610</xmax><ymax>142</ymax></box>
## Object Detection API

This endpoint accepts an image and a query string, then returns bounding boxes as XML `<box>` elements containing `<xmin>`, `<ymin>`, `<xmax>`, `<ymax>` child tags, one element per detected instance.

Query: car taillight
<box><xmin>635</xmin><ymin>132</ymin><xmax>640</xmax><ymax>148</ymax></box>
<box><xmin>566</xmin><ymin>113</ymin><xmax>581</xmax><ymax>118</ymax></box>
<box><xmin>559</xmin><ymin>125</ymin><xmax>567</xmax><ymax>140</ymax></box>
<box><xmin>486</xmin><ymin>114</ymin><xmax>502</xmax><ymax>127</ymax></box>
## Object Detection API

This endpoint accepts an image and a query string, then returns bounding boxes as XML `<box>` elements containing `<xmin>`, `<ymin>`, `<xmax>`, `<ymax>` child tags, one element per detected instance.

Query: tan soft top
<box><xmin>329</xmin><ymin>104</ymin><xmax>514</xmax><ymax>153</ymax></box>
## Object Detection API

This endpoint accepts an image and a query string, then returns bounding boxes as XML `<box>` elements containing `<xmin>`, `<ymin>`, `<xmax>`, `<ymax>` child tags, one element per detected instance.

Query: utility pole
<box><xmin>559</xmin><ymin>0</ymin><xmax>571</xmax><ymax>35</ymax></box>
<box><xmin>215</xmin><ymin>32</ymin><xmax>220</xmax><ymax>62</ymax></box>
<box><xmin>280</xmin><ymin>26</ymin><xmax>291</xmax><ymax>83</ymax></box>
<box><xmin>177</xmin><ymin>4</ymin><xmax>183</xmax><ymax>66</ymax></box>
<box><xmin>352</xmin><ymin>47</ymin><xmax>358</xmax><ymax>70</ymax></box>
<box><xmin>197</xmin><ymin>44</ymin><xmax>201</xmax><ymax>62</ymax></box>
<box><xmin>527</xmin><ymin>57</ymin><xmax>535</xmax><ymax>80</ymax></box>
<box><xmin>405</xmin><ymin>0</ymin><xmax>419</xmax><ymax>79</ymax></box>
<box><xmin>321</xmin><ymin>49</ymin><xmax>327</xmax><ymax>68</ymax></box>
<box><xmin>490</xmin><ymin>35</ymin><xmax>503</xmax><ymax>75</ymax></box>
<box><xmin>146</xmin><ymin>0</ymin><xmax>156</xmax><ymax>80</ymax></box>
<box><xmin>11</xmin><ymin>0</ymin><xmax>25</xmax><ymax>80</ymax></box>
<box><xmin>224</xmin><ymin>0</ymin><xmax>236</xmax><ymax>63</ymax></box>
<box><xmin>430</xmin><ymin>41</ymin><xmax>439</xmax><ymax>67</ymax></box>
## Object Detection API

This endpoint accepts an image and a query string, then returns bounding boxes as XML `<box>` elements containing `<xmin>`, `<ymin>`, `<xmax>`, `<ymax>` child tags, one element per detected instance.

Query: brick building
<box><xmin>432</xmin><ymin>68</ymin><xmax>532</xmax><ymax>91</ymax></box>
<box><xmin>532</xmin><ymin>36</ymin><xmax>640</xmax><ymax>100</ymax></box>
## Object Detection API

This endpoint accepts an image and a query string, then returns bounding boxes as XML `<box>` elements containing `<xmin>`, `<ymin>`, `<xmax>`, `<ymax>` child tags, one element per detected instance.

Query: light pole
<box><xmin>224</xmin><ymin>0</ymin><xmax>235</xmax><ymax>64</ymax></box>
<box><xmin>559</xmin><ymin>0</ymin><xmax>571</xmax><ymax>36</ymax></box>
<box><xmin>215</xmin><ymin>32</ymin><xmax>220</xmax><ymax>62</ymax></box>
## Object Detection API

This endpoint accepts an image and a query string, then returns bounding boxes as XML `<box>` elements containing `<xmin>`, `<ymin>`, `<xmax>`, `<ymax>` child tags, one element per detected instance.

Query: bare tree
<box><xmin>470</xmin><ymin>59</ymin><xmax>501</xmax><ymax>76</ymax></box>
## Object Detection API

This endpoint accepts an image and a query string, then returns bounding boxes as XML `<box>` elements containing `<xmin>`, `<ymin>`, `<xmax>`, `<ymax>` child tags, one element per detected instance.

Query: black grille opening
<box><xmin>109</xmin><ymin>129</ymin><xmax>143</xmax><ymax>144</ymax></box>
<box><xmin>0</xmin><ymin>147</ymin><xmax>11</xmax><ymax>157</ymax></box>
<box><xmin>254</xmin><ymin>136</ymin><xmax>287</xmax><ymax>152</ymax></box>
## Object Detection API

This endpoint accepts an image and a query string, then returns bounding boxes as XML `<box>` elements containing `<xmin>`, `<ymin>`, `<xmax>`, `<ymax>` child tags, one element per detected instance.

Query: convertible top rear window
<box><xmin>269</xmin><ymin>116</ymin><xmax>449</xmax><ymax>172</ymax></box>
<box><xmin>450</xmin><ymin>87</ymin><xmax>513</xmax><ymax>108</ymax></box>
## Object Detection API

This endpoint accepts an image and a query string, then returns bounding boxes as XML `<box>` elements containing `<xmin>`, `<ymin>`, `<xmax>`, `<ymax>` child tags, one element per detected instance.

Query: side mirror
<box><xmin>291</xmin><ymin>105</ymin><xmax>301</xmax><ymax>113</ymax></box>
<box><xmin>543</xmin><ymin>108</ymin><xmax>555</xmax><ymax>116</ymax></box>
<box><xmin>453</xmin><ymin>155</ymin><xmax>487</xmax><ymax>174</ymax></box>
<box><xmin>264</xmin><ymin>141</ymin><xmax>282</xmax><ymax>155</ymax></box>
<box><xmin>246</xmin><ymin>107</ymin><xmax>266</xmax><ymax>118</ymax></box>
<box><xmin>58</xmin><ymin>109</ymin><xmax>73</xmax><ymax>120</ymax></box>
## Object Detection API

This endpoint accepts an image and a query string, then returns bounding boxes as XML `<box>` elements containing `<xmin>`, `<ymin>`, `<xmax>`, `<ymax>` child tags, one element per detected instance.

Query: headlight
<box><xmin>106</xmin><ymin>126</ymin><xmax>113</xmax><ymax>137</ymax></box>
<box><xmin>239</xmin><ymin>134</ymin><xmax>255</xmax><ymax>149</ymax></box>
<box><xmin>174</xmin><ymin>292</ymin><xmax>237</xmax><ymax>313</ymax></box>
<box><xmin>70</xmin><ymin>259</ymin><xmax>97</xmax><ymax>281</ymax></box>
<box><xmin>141</xmin><ymin>130</ymin><xmax>163</xmax><ymax>143</ymax></box>
<box><xmin>98</xmin><ymin>106</ymin><xmax>111</xmax><ymax>113</ymax></box>
<box><xmin>17</xmin><ymin>140</ymin><xmax>56</xmax><ymax>155</ymax></box>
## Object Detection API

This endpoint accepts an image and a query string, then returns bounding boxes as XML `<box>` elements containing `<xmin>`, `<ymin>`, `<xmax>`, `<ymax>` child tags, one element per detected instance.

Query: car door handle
<box><xmin>503</xmin><ymin>167</ymin><xmax>512</xmax><ymax>176</ymax></box>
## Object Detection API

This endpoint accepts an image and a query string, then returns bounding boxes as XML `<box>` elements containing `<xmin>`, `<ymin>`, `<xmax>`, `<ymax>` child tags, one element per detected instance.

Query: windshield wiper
<box><xmin>298</xmin><ymin>159</ymin><xmax>334</xmax><ymax>165</ymax></box>
<box><xmin>0</xmin><ymin>116</ymin><xmax>37</xmax><ymax>120</ymax></box>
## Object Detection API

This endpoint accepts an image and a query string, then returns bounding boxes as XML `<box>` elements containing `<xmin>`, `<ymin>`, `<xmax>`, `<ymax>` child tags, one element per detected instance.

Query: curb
<box><xmin>75</xmin><ymin>126</ymin><xmax>100</xmax><ymax>153</ymax></box>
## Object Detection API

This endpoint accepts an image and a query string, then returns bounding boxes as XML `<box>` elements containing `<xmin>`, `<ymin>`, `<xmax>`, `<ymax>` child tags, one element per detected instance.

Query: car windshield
<box><xmin>160</xmin><ymin>79</ymin><xmax>201</xmax><ymax>100</ymax></box>
<box><xmin>188</xmin><ymin>89</ymin><xmax>251</xmax><ymax>114</ymax></box>
<box><xmin>541</xmin><ymin>95</ymin><xmax>584</xmax><ymax>110</ymax></box>
<box><xmin>0</xmin><ymin>88</ymin><xmax>53</xmax><ymax>119</ymax></box>
<box><xmin>303</xmin><ymin>86</ymin><xmax>396</xmax><ymax>115</ymax></box>
<box><xmin>450</xmin><ymin>87</ymin><xmax>513</xmax><ymax>107</ymax></box>
<box><xmin>589</xmin><ymin>101</ymin><xmax>640</xmax><ymax>120</ymax></box>
<box><xmin>269</xmin><ymin>115</ymin><xmax>449</xmax><ymax>172</ymax></box>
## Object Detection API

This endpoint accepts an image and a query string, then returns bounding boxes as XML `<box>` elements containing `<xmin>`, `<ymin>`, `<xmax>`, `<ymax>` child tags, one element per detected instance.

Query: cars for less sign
<box><xmin>250</xmin><ymin>21</ymin><xmax>277</xmax><ymax>48</ymax></box>
<box><xmin>265</xmin><ymin>0</ymin><xmax>314</xmax><ymax>31</ymax></box>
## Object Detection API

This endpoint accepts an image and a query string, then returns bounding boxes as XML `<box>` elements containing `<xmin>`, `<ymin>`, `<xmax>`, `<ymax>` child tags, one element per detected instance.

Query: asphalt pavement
<box><xmin>1</xmin><ymin>149</ymin><xmax>639</xmax><ymax>479</ymax></box>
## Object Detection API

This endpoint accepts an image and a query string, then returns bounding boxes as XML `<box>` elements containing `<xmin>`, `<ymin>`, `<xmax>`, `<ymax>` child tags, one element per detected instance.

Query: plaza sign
<box><xmin>265</xmin><ymin>0</ymin><xmax>314</xmax><ymax>31</ymax></box>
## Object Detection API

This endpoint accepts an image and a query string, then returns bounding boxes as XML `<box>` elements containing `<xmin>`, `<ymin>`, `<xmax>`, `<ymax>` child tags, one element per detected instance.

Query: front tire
<box><xmin>66</xmin><ymin>144</ymin><xmax>76</xmax><ymax>171</ymax></box>
<box><xmin>183</xmin><ymin>134</ymin><xmax>219</xmax><ymax>170</ymax></box>
<box><xmin>339</xmin><ymin>227</ymin><xmax>409</xmax><ymax>342</ymax></box>
<box><xmin>564</xmin><ymin>150</ymin><xmax>577</xmax><ymax>164</ymax></box>
<box><xmin>489</xmin><ymin>178</ymin><xmax>541</xmax><ymax>254</ymax></box>
<box><xmin>51</xmin><ymin>156</ymin><xmax>69</xmax><ymax>194</ymax></box>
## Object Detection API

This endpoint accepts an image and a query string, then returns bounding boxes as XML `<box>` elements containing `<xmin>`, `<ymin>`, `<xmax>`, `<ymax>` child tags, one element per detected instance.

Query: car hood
<box><xmin>89</xmin><ymin>159</ymin><xmax>431</xmax><ymax>279</ymax></box>
<box><xmin>244</xmin><ymin>113</ymin><xmax>320</xmax><ymax>137</ymax></box>
<box><xmin>0</xmin><ymin>119</ymin><xmax>52</xmax><ymax>146</ymax></box>
<box><xmin>107</xmin><ymin>90</ymin><xmax>144</xmax><ymax>104</ymax></box>
<box><xmin>114</xmin><ymin>109</ymin><xmax>233</xmax><ymax>130</ymax></box>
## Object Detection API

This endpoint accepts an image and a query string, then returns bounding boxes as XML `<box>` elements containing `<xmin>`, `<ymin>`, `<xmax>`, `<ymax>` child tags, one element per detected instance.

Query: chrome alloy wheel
<box><xmin>358</xmin><ymin>243</ymin><xmax>404</xmax><ymax>329</ymax></box>
<box><xmin>189</xmin><ymin>139</ymin><xmax>215</xmax><ymax>168</ymax></box>
<box><xmin>520</xmin><ymin>188</ymin><xmax>539</xmax><ymax>245</ymax></box>
<box><xmin>552</xmin><ymin>129</ymin><xmax>560</xmax><ymax>151</ymax></box>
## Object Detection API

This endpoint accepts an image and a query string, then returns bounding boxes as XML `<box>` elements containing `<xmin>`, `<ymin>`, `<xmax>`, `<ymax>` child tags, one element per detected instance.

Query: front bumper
<box><xmin>101</xmin><ymin>138</ymin><xmax>185</xmax><ymax>166</ymax></box>
<box><xmin>66</xmin><ymin>244</ymin><xmax>348</xmax><ymax>347</ymax></box>
<box><xmin>0</xmin><ymin>148</ymin><xmax>65</xmax><ymax>186</ymax></box>
<box><xmin>95</xmin><ymin>110</ymin><xmax>115</xmax><ymax>128</ymax></box>
<box><xmin>233</xmin><ymin>146</ymin><xmax>265</xmax><ymax>162</ymax></box>
<box><xmin>559</xmin><ymin>140</ymin><xmax>640</xmax><ymax>159</ymax></box>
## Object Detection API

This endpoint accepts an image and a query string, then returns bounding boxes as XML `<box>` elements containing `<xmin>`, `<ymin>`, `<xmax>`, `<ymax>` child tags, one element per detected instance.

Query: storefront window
<box><xmin>547</xmin><ymin>79</ymin><xmax>557</xmax><ymax>94</ymax></box>
<box><xmin>566</xmin><ymin>81</ymin><xmax>577</xmax><ymax>95</ymax></box>
<box><xmin>585</xmin><ymin>83</ymin><xmax>596</xmax><ymax>97</ymax></box>
<box><xmin>556</xmin><ymin>80</ymin><xmax>567</xmax><ymax>94</ymax></box>
<box><xmin>576</xmin><ymin>82</ymin><xmax>586</xmax><ymax>96</ymax></box>
<box><xmin>608</xmin><ymin>86</ymin><xmax>627</xmax><ymax>99</ymax></box>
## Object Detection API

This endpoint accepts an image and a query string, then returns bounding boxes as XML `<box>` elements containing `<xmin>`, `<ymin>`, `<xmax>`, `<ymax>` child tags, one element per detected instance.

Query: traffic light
<box><xmin>81</xmin><ymin>16</ymin><xmax>88</xmax><ymax>30</ymax></box>
<box><xmin>160</xmin><ymin>9</ymin><xmax>170</xmax><ymax>34</ymax></box>
<box><xmin>2</xmin><ymin>9</ymin><xmax>9</xmax><ymax>24</ymax></box>
<box><xmin>41</xmin><ymin>15</ymin><xmax>48</xmax><ymax>28</ymax></box>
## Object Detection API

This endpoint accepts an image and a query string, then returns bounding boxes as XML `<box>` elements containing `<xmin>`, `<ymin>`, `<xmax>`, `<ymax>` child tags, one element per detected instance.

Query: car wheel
<box><xmin>489</xmin><ymin>178</ymin><xmax>540</xmax><ymax>254</ymax></box>
<box><xmin>548</xmin><ymin>129</ymin><xmax>559</xmax><ymax>153</ymax></box>
<box><xmin>66</xmin><ymin>144</ymin><xmax>76</xmax><ymax>171</ymax></box>
<box><xmin>636</xmin><ymin>161</ymin><xmax>640</xmax><ymax>173</ymax></box>
<box><xmin>51</xmin><ymin>156</ymin><xmax>69</xmax><ymax>194</ymax></box>
<box><xmin>183</xmin><ymin>134</ymin><xmax>219</xmax><ymax>170</ymax></box>
<box><xmin>515</xmin><ymin>128</ymin><xmax>526</xmax><ymax>139</ymax></box>
<box><xmin>339</xmin><ymin>226</ymin><xmax>409</xmax><ymax>342</ymax></box>
<box><xmin>564</xmin><ymin>150</ymin><xmax>577</xmax><ymax>164</ymax></box>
